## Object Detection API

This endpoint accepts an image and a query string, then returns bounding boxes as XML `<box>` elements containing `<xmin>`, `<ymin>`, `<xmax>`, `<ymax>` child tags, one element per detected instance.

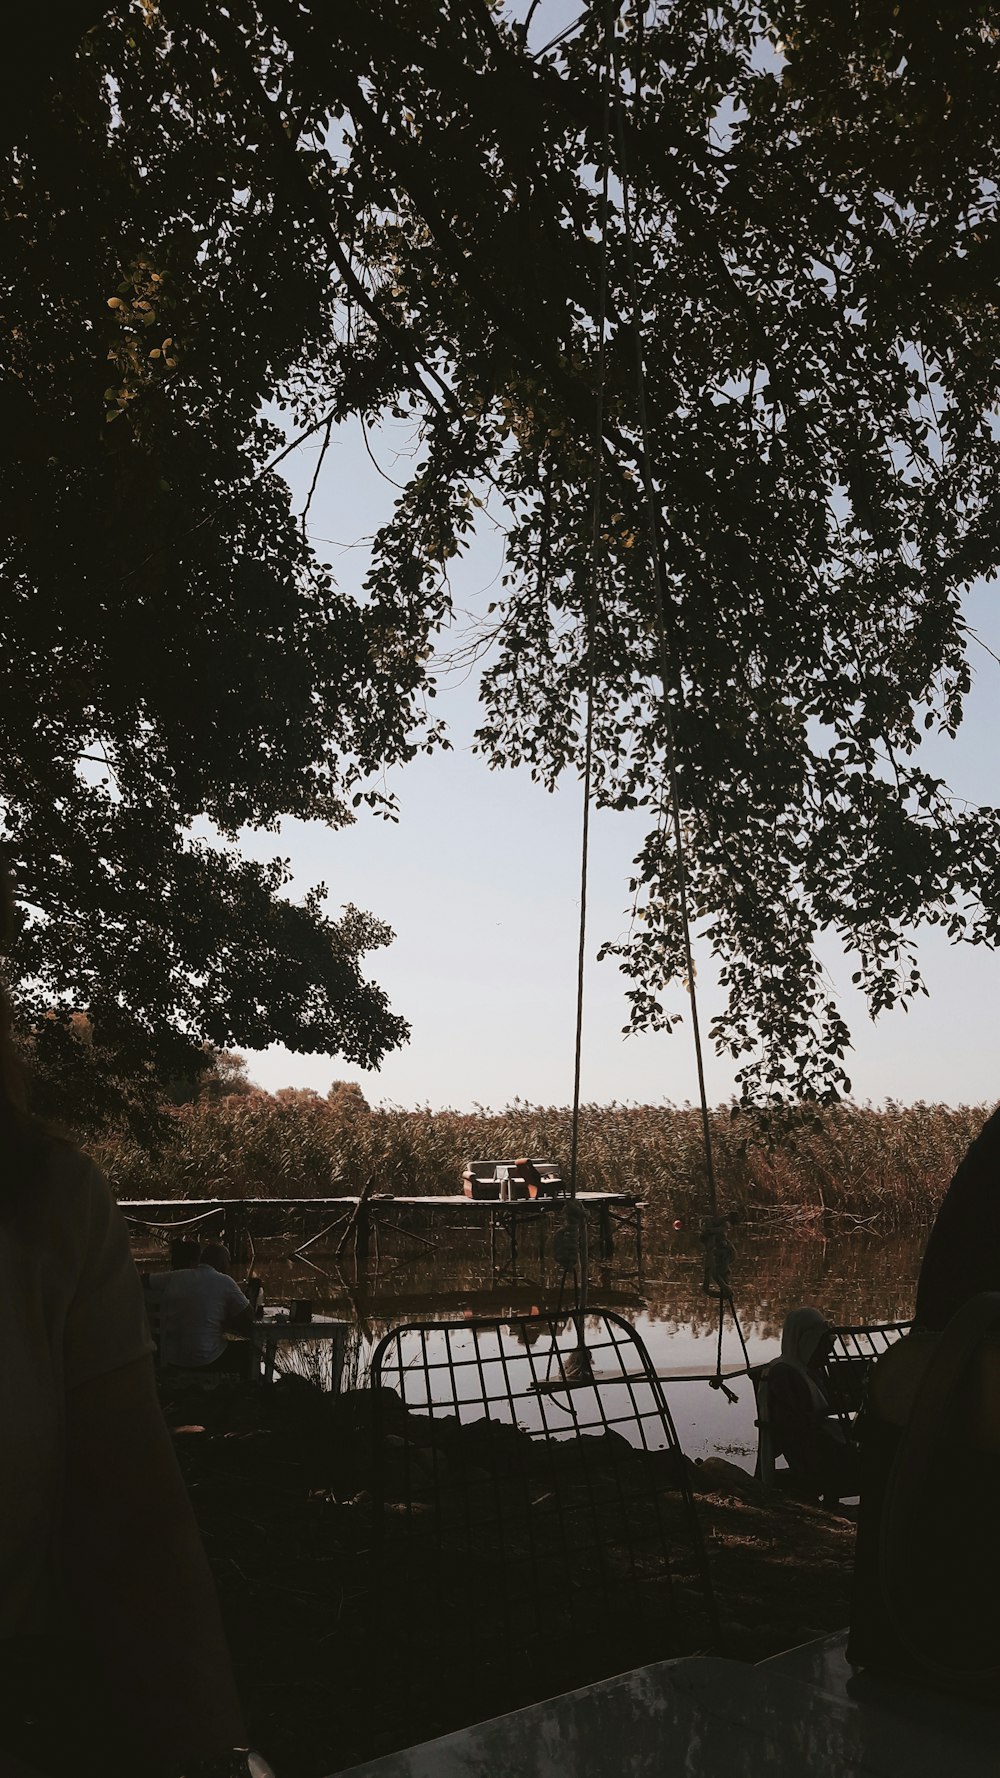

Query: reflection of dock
<box><xmin>120</xmin><ymin>1190</ymin><xmax>644</xmax><ymax>1281</ymax></box>
<box><xmin>348</xmin><ymin>1283</ymin><xmax>647</xmax><ymax>1320</ymax></box>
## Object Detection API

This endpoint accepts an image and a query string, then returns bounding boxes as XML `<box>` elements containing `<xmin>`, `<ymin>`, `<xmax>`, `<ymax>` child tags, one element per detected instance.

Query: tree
<box><xmin>1</xmin><ymin>1</ymin><xmax>443</xmax><ymax>1130</ymax></box>
<box><xmin>159</xmin><ymin>1047</ymin><xmax>258</xmax><ymax>1107</ymax></box>
<box><xmin>330</xmin><ymin>0</ymin><xmax>1000</xmax><ymax>1107</ymax></box>
<box><xmin>5</xmin><ymin>1</ymin><xmax>1000</xmax><ymax>1122</ymax></box>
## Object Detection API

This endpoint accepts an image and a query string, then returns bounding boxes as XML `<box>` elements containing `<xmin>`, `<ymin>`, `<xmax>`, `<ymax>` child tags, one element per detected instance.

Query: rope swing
<box><xmin>564</xmin><ymin>0</ymin><xmax>750</xmax><ymax>1385</ymax></box>
<box><xmin>567</xmin><ymin>0</ymin><xmax>616</xmax><ymax>1211</ymax></box>
<box><xmin>557</xmin><ymin>0</ymin><xmax>617</xmax><ymax>1345</ymax></box>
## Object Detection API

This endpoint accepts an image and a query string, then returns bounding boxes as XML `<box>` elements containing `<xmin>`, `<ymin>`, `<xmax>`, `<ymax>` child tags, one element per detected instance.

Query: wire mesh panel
<box><xmin>825</xmin><ymin>1320</ymin><xmax>913</xmax><ymax>1424</ymax></box>
<box><xmin>370</xmin><ymin>1311</ymin><xmax>716</xmax><ymax>1722</ymax></box>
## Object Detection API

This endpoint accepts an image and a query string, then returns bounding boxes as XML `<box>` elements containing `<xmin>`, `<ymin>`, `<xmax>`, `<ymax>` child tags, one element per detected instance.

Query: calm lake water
<box><xmin>136</xmin><ymin>1216</ymin><xmax>926</xmax><ymax>1467</ymax></box>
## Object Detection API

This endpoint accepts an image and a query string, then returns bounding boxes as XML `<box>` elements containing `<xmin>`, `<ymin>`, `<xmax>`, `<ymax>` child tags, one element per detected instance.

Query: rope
<box><xmin>120</xmin><ymin>1205</ymin><xmax>226</xmax><ymax>1233</ymax></box>
<box><xmin>700</xmin><ymin>1214</ymin><xmax>737</xmax><ymax>1300</ymax></box>
<box><xmin>568</xmin><ymin>0</ymin><xmax>616</xmax><ymax>1206</ymax></box>
<box><xmin>608</xmin><ymin>8</ymin><xmax>758</xmax><ymax>1409</ymax></box>
<box><xmin>547</xmin><ymin>1199</ymin><xmax>593</xmax><ymax>1390</ymax></box>
<box><xmin>553</xmin><ymin>1197</ymin><xmax>589</xmax><ymax>1275</ymax></box>
<box><xmin>700</xmin><ymin>1210</ymin><xmax>751</xmax><ymax>1387</ymax></box>
<box><xmin>610</xmin><ymin>21</ymin><xmax>719</xmax><ymax>1218</ymax></box>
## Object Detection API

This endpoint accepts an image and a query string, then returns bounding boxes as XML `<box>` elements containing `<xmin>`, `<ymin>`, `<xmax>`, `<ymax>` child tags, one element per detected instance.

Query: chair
<box><xmin>823</xmin><ymin>1320</ymin><xmax>913</xmax><ymax>1430</ymax></box>
<box><xmin>370</xmin><ymin>1311</ymin><xmax>716</xmax><ymax>1726</ymax></box>
<box><xmin>753</xmin><ymin>1319</ymin><xmax>912</xmax><ymax>1496</ymax></box>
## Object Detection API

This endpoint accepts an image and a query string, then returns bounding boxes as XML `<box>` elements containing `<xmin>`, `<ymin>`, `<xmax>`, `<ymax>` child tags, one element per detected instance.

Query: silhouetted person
<box><xmin>0</xmin><ymin>866</ymin><xmax>268</xmax><ymax>1776</ymax></box>
<box><xmin>169</xmin><ymin>1235</ymin><xmax>201</xmax><ymax>1271</ymax></box>
<box><xmin>849</xmin><ymin>1111</ymin><xmax>1000</xmax><ymax>1684</ymax></box>
<box><xmin>764</xmin><ymin>1307</ymin><xmax>856</xmax><ymax>1501</ymax></box>
<box><xmin>145</xmin><ymin>1240</ymin><xmax>253</xmax><ymax>1373</ymax></box>
<box><xmin>914</xmin><ymin>1103</ymin><xmax>1000</xmax><ymax>1330</ymax></box>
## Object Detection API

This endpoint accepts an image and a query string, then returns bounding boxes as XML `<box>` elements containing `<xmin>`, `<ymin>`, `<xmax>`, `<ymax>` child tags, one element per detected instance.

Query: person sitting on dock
<box><xmin>146</xmin><ymin>1240</ymin><xmax>254</xmax><ymax>1374</ymax></box>
<box><xmin>515</xmin><ymin>1158</ymin><xmax>543</xmax><ymax>1197</ymax></box>
<box><xmin>762</xmin><ymin>1307</ymin><xmax>856</xmax><ymax>1502</ymax></box>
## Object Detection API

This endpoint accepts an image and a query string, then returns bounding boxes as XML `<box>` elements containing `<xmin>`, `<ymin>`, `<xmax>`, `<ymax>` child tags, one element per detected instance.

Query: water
<box><xmin>137</xmin><ymin>1219</ymin><xmax>925</xmax><ymax>1467</ymax></box>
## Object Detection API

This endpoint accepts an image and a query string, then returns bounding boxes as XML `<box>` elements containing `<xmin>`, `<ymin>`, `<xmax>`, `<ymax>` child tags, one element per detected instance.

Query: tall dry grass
<box><xmin>90</xmin><ymin>1090</ymin><xmax>990</xmax><ymax>1227</ymax></box>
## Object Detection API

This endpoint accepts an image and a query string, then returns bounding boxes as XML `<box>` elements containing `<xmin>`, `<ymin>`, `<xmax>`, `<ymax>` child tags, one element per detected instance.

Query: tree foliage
<box><xmin>1</xmin><ymin>0</ymin><xmax>438</xmax><ymax>1129</ymax></box>
<box><xmin>5</xmin><ymin>1</ymin><xmax>1000</xmax><ymax>1121</ymax></box>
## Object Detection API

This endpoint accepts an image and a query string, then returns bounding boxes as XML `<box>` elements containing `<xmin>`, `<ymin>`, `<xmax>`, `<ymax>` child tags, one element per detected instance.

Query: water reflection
<box><xmin>136</xmin><ymin>1222</ymin><xmax>926</xmax><ymax>1465</ymax></box>
<box><xmin>247</xmin><ymin>1225</ymin><xmax>923</xmax><ymax>1342</ymax></box>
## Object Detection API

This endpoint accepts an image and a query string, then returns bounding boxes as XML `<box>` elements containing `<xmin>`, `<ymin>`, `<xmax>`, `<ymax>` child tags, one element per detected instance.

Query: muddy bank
<box><xmin>163</xmin><ymin>1376</ymin><xmax>856</xmax><ymax>1778</ymax></box>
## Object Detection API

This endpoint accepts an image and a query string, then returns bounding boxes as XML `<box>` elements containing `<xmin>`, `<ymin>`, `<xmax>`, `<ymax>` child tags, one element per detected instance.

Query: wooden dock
<box><xmin>119</xmin><ymin>1189</ymin><xmax>644</xmax><ymax>1280</ymax></box>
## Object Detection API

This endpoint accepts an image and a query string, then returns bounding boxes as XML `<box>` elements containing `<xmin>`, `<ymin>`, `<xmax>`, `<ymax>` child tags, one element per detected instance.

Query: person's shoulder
<box><xmin>30</xmin><ymin>1137</ymin><xmax>107</xmax><ymax>1222</ymax></box>
<box><xmin>766</xmin><ymin>1360</ymin><xmax>808</xmax><ymax>1395</ymax></box>
<box><xmin>22</xmin><ymin>1141</ymin><xmax>131</xmax><ymax>1281</ymax></box>
<box><xmin>151</xmin><ymin>1267</ymin><xmax>203</xmax><ymax>1300</ymax></box>
<box><xmin>195</xmin><ymin>1264</ymin><xmax>239</xmax><ymax>1293</ymax></box>
<box><xmin>42</xmin><ymin>1137</ymin><xmax>103</xmax><ymax>1188</ymax></box>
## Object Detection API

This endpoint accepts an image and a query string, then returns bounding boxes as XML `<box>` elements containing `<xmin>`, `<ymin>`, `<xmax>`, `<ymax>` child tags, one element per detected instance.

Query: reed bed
<box><xmin>91</xmin><ymin>1091</ymin><xmax>989</xmax><ymax>1228</ymax></box>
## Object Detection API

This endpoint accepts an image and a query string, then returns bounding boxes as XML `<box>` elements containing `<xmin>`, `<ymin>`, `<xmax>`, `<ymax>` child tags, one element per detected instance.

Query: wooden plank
<box><xmin>533</xmin><ymin>1364</ymin><xmax>748</xmax><ymax>1392</ymax></box>
<box><xmin>121</xmin><ymin>1191</ymin><xmax>643</xmax><ymax>1213</ymax></box>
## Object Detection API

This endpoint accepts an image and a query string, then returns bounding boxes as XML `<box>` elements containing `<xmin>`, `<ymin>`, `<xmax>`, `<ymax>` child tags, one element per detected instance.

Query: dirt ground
<box><xmin>162</xmin><ymin>1375</ymin><xmax>857</xmax><ymax>1778</ymax></box>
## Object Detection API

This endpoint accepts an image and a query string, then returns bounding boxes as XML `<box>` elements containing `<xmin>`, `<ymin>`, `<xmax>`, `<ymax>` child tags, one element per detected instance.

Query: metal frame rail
<box><xmin>754</xmin><ymin>1318</ymin><xmax>913</xmax><ymax>1494</ymax></box>
<box><xmin>370</xmin><ymin>1310</ymin><xmax>717</xmax><ymax>1720</ymax></box>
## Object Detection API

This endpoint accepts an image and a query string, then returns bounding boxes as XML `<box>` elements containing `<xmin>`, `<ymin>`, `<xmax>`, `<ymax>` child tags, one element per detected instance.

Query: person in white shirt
<box><xmin>146</xmin><ymin>1242</ymin><xmax>253</xmax><ymax>1372</ymax></box>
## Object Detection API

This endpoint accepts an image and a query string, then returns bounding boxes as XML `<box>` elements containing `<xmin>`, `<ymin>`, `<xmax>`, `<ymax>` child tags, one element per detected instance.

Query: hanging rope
<box><xmin>610</xmin><ymin>55</ymin><xmax>718</xmax><ymax>1216</ymax></box>
<box><xmin>700</xmin><ymin>1213</ymin><xmax>738</xmax><ymax>1301</ymax></box>
<box><xmin>551</xmin><ymin>1197</ymin><xmax>593</xmax><ymax>1383</ymax></box>
<box><xmin>568</xmin><ymin>0</ymin><xmax>616</xmax><ymax>1208</ymax></box>
<box><xmin>608</xmin><ymin>7</ymin><xmax>756</xmax><ymax>1394</ymax></box>
<box><xmin>560</xmin><ymin>5</ymin><xmax>754</xmax><ymax>1401</ymax></box>
<box><xmin>701</xmin><ymin>1210</ymin><xmax>751</xmax><ymax>1393</ymax></box>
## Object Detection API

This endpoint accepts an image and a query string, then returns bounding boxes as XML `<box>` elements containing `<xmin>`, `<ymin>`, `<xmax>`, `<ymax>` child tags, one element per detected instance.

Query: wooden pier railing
<box><xmin>119</xmin><ymin>1190</ymin><xmax>645</xmax><ymax>1280</ymax></box>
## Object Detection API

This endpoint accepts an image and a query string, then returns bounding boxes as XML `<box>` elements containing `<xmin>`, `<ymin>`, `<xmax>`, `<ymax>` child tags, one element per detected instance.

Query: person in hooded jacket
<box><xmin>763</xmin><ymin>1306</ymin><xmax>856</xmax><ymax>1500</ymax></box>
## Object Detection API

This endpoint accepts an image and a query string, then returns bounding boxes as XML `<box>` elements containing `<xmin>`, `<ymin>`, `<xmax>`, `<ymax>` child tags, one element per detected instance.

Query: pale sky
<box><xmin>234</xmin><ymin>414</ymin><xmax>1000</xmax><ymax>1112</ymax></box>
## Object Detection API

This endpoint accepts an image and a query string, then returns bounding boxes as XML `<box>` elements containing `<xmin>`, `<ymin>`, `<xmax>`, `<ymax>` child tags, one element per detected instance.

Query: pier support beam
<box><xmin>598</xmin><ymin>1204</ymin><xmax>614</xmax><ymax>1261</ymax></box>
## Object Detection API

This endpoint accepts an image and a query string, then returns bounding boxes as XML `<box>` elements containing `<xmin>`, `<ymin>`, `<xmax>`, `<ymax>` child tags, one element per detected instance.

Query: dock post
<box><xmin>356</xmin><ymin>1197</ymin><xmax>372</xmax><ymax>1269</ymax></box>
<box><xmin>599</xmin><ymin>1203</ymin><xmax>614</xmax><ymax>1261</ymax></box>
<box><xmin>489</xmin><ymin>1207</ymin><xmax>497</xmax><ymax>1277</ymax></box>
<box><xmin>226</xmin><ymin>1203</ymin><xmax>249</xmax><ymax>1266</ymax></box>
<box><xmin>635</xmin><ymin>1202</ymin><xmax>644</xmax><ymax>1281</ymax></box>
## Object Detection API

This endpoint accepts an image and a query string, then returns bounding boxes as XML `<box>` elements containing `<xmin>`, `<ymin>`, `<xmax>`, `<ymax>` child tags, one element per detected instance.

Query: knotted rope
<box><xmin>699</xmin><ymin>1210</ymin><xmax>750</xmax><ymax>1398</ymax></box>
<box><xmin>568</xmin><ymin>0</ymin><xmax>616</xmax><ymax>1211</ymax></box>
